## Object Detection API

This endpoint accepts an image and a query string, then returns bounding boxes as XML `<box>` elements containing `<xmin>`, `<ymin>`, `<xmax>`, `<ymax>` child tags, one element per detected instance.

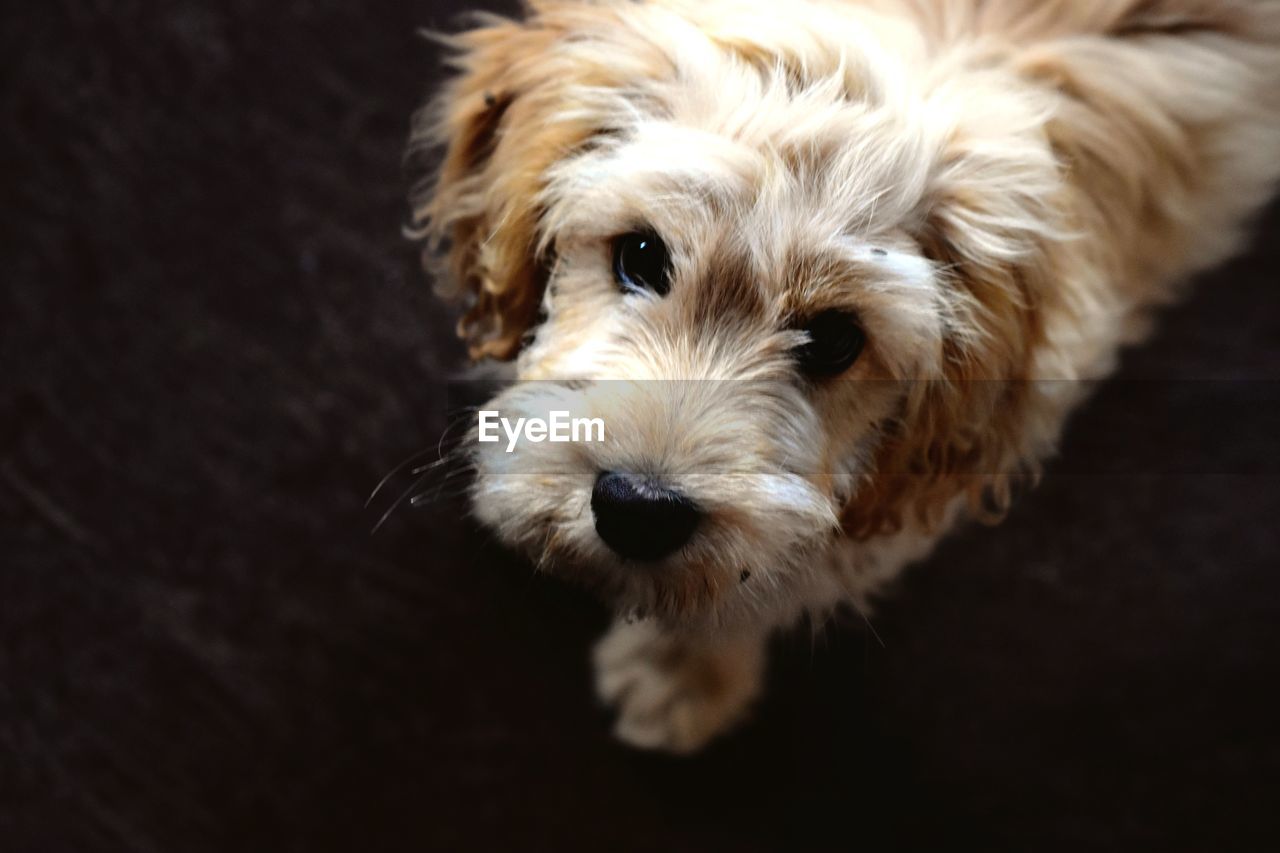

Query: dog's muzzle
<box><xmin>590</xmin><ymin>471</ymin><xmax>701</xmax><ymax>562</ymax></box>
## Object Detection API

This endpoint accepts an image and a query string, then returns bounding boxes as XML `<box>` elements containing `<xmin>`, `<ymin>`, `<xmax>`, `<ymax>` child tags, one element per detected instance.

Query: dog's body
<box><xmin>411</xmin><ymin>0</ymin><xmax>1280</xmax><ymax>752</ymax></box>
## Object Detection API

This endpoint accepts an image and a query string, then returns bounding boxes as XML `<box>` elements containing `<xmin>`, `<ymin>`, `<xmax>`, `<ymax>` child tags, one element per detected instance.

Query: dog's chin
<box><xmin>545</xmin><ymin>554</ymin><xmax>735</xmax><ymax>625</ymax></box>
<box><xmin>523</xmin><ymin>530</ymin><xmax>830</xmax><ymax>626</ymax></box>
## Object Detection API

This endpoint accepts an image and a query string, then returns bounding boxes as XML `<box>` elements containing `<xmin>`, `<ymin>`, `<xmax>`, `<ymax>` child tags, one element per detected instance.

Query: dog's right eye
<box><xmin>794</xmin><ymin>310</ymin><xmax>867</xmax><ymax>378</ymax></box>
<box><xmin>612</xmin><ymin>231</ymin><xmax>671</xmax><ymax>296</ymax></box>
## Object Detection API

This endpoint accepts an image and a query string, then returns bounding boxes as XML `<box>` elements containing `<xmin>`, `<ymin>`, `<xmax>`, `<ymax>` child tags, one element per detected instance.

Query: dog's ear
<box><xmin>844</xmin><ymin>80</ymin><xmax>1065</xmax><ymax>538</ymax></box>
<box><xmin>843</xmin><ymin>226</ymin><xmax>1052</xmax><ymax>540</ymax></box>
<box><xmin>848</xmin><ymin>0</ymin><xmax>1280</xmax><ymax>538</ymax></box>
<box><xmin>409</xmin><ymin>8</ymin><xmax>603</xmax><ymax>361</ymax></box>
<box><xmin>839</xmin><ymin>53</ymin><xmax>1070</xmax><ymax>535</ymax></box>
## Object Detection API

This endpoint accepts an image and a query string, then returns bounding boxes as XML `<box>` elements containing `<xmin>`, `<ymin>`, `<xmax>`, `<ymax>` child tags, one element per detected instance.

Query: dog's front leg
<box><xmin>593</xmin><ymin>617</ymin><xmax>767</xmax><ymax>754</ymax></box>
<box><xmin>591</xmin><ymin>612</ymin><xmax>762</xmax><ymax>753</ymax></box>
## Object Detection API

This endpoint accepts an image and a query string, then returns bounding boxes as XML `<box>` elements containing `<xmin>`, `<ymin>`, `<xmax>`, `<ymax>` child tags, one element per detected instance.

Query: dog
<box><xmin>407</xmin><ymin>0</ymin><xmax>1280</xmax><ymax>753</ymax></box>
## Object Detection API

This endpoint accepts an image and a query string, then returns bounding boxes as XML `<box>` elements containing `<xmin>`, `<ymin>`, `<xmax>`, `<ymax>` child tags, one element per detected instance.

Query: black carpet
<box><xmin>4</xmin><ymin>2</ymin><xmax>1279</xmax><ymax>851</ymax></box>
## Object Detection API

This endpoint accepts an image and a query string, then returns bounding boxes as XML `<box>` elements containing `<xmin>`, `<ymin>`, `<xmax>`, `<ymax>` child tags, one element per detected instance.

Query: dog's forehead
<box><xmin>606</xmin><ymin>111</ymin><xmax>927</xmax><ymax>223</ymax></box>
<box><xmin>545</xmin><ymin>62</ymin><xmax>936</xmax><ymax>260</ymax></box>
<box><xmin>584</xmin><ymin>115</ymin><xmax>934</xmax><ymax>303</ymax></box>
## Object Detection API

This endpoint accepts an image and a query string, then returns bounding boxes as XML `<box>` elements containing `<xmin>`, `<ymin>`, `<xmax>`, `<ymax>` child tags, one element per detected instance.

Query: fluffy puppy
<box><xmin>409</xmin><ymin>0</ymin><xmax>1280</xmax><ymax>753</ymax></box>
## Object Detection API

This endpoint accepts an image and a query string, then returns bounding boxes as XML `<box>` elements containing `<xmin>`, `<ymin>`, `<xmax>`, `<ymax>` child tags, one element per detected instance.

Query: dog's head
<box><xmin>411</xmin><ymin>0</ymin><xmax>1067</xmax><ymax>625</ymax></box>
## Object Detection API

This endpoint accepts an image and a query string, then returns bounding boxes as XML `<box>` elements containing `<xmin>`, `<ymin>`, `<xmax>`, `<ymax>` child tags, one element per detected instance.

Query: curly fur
<box><xmin>411</xmin><ymin>0</ymin><xmax>1280</xmax><ymax>752</ymax></box>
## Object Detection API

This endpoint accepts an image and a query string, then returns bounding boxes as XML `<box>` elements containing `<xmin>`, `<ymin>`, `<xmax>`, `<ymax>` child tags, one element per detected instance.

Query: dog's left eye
<box><xmin>612</xmin><ymin>231</ymin><xmax>671</xmax><ymax>296</ymax></box>
<box><xmin>794</xmin><ymin>310</ymin><xmax>867</xmax><ymax>377</ymax></box>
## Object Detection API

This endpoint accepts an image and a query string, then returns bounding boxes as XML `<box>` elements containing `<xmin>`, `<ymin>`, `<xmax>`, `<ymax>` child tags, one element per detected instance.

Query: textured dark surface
<box><xmin>3</xmin><ymin>2</ymin><xmax>1279</xmax><ymax>851</ymax></box>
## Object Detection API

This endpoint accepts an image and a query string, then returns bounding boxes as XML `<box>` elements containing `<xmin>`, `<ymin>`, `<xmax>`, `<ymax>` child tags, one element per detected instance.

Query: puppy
<box><xmin>408</xmin><ymin>0</ymin><xmax>1280</xmax><ymax>753</ymax></box>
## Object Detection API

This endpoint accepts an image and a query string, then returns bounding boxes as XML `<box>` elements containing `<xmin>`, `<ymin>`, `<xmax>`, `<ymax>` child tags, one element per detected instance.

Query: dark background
<box><xmin>4</xmin><ymin>1</ymin><xmax>1279</xmax><ymax>851</ymax></box>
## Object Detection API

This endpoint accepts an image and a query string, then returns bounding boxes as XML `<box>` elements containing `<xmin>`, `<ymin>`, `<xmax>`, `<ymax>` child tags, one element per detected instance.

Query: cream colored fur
<box><xmin>410</xmin><ymin>0</ymin><xmax>1280</xmax><ymax>753</ymax></box>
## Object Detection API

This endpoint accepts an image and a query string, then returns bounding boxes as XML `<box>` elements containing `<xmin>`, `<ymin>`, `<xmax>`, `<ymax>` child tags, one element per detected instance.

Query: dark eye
<box><xmin>612</xmin><ymin>230</ymin><xmax>671</xmax><ymax>296</ymax></box>
<box><xmin>795</xmin><ymin>310</ymin><xmax>867</xmax><ymax>377</ymax></box>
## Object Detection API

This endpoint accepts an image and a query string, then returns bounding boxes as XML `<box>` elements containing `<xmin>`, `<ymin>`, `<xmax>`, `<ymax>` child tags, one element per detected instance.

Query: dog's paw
<box><xmin>592</xmin><ymin>619</ymin><xmax>765</xmax><ymax>754</ymax></box>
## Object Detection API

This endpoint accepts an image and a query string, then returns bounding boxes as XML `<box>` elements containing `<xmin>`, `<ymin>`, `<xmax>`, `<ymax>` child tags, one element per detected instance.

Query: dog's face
<box><xmin>413</xmin><ymin>1</ymin><xmax>1065</xmax><ymax>624</ymax></box>
<box><xmin>472</xmin><ymin>138</ymin><xmax>947</xmax><ymax>619</ymax></box>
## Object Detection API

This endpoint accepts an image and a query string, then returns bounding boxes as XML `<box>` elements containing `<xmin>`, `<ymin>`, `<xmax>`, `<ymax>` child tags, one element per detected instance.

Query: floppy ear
<box><xmin>842</xmin><ymin>196</ymin><xmax>1056</xmax><ymax>539</ymax></box>
<box><xmin>843</xmin><ymin>69</ymin><xmax>1064</xmax><ymax>538</ymax></box>
<box><xmin>409</xmin><ymin>7</ymin><xmax>604</xmax><ymax>361</ymax></box>
<box><xmin>846</xmin><ymin>0</ymin><xmax>1280</xmax><ymax>538</ymax></box>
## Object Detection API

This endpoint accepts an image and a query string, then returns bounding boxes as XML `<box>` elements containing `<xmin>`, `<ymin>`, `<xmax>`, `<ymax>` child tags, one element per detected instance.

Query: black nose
<box><xmin>591</xmin><ymin>471</ymin><xmax>701</xmax><ymax>562</ymax></box>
